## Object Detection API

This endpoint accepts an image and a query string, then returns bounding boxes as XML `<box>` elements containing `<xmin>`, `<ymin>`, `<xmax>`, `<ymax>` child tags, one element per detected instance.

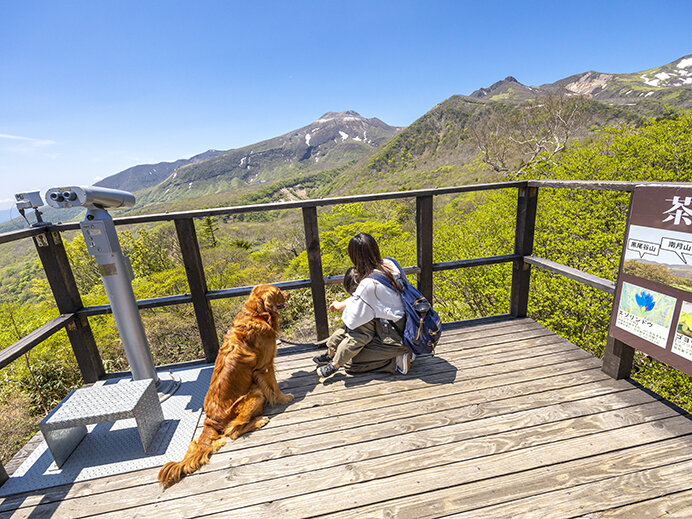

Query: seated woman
<box><xmin>316</xmin><ymin>232</ymin><xmax>411</xmax><ymax>379</ymax></box>
<box><xmin>313</xmin><ymin>267</ymin><xmax>377</xmax><ymax>380</ymax></box>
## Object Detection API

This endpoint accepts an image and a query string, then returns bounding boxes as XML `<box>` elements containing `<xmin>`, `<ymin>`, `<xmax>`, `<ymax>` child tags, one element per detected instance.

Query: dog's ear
<box><xmin>261</xmin><ymin>288</ymin><xmax>279</xmax><ymax>312</ymax></box>
<box><xmin>246</xmin><ymin>286</ymin><xmax>267</xmax><ymax>313</ymax></box>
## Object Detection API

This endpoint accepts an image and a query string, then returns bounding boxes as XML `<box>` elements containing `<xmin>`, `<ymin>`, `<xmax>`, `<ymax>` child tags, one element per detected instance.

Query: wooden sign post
<box><xmin>604</xmin><ymin>185</ymin><xmax>692</xmax><ymax>378</ymax></box>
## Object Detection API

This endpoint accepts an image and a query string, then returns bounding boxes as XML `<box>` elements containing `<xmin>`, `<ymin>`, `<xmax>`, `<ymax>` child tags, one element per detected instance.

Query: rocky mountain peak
<box><xmin>469</xmin><ymin>76</ymin><xmax>533</xmax><ymax>100</ymax></box>
<box><xmin>314</xmin><ymin>111</ymin><xmax>366</xmax><ymax>124</ymax></box>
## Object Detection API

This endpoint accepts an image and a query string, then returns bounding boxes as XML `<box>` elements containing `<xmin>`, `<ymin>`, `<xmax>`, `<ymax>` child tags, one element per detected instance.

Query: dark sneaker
<box><xmin>317</xmin><ymin>362</ymin><xmax>339</xmax><ymax>381</ymax></box>
<box><xmin>313</xmin><ymin>352</ymin><xmax>333</xmax><ymax>366</ymax></box>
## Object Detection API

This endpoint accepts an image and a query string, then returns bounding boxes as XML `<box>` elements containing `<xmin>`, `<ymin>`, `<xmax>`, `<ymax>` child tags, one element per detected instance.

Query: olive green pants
<box><xmin>329</xmin><ymin>317</ymin><xmax>407</xmax><ymax>374</ymax></box>
<box><xmin>327</xmin><ymin>321</ymin><xmax>376</xmax><ymax>368</ymax></box>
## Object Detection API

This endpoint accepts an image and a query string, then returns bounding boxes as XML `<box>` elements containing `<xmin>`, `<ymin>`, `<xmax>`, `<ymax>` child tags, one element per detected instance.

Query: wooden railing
<box><xmin>6</xmin><ymin>178</ymin><xmax>683</xmax><ymax>482</ymax></box>
<box><xmin>0</xmin><ymin>179</ymin><xmax>652</xmax><ymax>386</ymax></box>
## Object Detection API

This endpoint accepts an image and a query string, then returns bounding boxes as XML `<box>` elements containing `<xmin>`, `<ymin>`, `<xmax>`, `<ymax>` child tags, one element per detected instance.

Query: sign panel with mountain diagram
<box><xmin>611</xmin><ymin>185</ymin><xmax>692</xmax><ymax>375</ymax></box>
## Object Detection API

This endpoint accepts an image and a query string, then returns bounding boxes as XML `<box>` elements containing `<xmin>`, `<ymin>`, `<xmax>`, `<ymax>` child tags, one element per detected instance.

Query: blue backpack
<box><xmin>370</xmin><ymin>257</ymin><xmax>442</xmax><ymax>355</ymax></box>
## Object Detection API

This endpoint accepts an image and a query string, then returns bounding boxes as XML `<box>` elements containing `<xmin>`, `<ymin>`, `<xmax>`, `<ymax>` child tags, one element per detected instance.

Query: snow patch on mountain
<box><xmin>641</xmin><ymin>75</ymin><xmax>659</xmax><ymax>87</ymax></box>
<box><xmin>678</xmin><ymin>57</ymin><xmax>692</xmax><ymax>69</ymax></box>
<box><xmin>317</xmin><ymin>115</ymin><xmax>362</xmax><ymax>123</ymax></box>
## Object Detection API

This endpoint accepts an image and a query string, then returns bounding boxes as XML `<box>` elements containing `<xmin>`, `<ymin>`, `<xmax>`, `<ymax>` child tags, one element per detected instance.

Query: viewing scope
<box><xmin>45</xmin><ymin>186</ymin><xmax>135</xmax><ymax>210</ymax></box>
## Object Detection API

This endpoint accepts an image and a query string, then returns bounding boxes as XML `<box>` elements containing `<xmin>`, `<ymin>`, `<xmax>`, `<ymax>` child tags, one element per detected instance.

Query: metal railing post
<box><xmin>33</xmin><ymin>229</ymin><xmax>105</xmax><ymax>383</ymax></box>
<box><xmin>302</xmin><ymin>207</ymin><xmax>329</xmax><ymax>340</ymax></box>
<box><xmin>510</xmin><ymin>186</ymin><xmax>538</xmax><ymax>317</ymax></box>
<box><xmin>175</xmin><ymin>218</ymin><xmax>219</xmax><ymax>363</ymax></box>
<box><xmin>416</xmin><ymin>195</ymin><xmax>434</xmax><ymax>302</ymax></box>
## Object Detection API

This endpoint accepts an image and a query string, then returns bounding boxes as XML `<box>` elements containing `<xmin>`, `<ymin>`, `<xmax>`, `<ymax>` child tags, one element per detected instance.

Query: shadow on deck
<box><xmin>2</xmin><ymin>317</ymin><xmax>692</xmax><ymax>518</ymax></box>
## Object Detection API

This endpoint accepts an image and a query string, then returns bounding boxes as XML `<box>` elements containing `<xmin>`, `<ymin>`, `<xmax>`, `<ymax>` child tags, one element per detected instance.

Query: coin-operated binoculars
<box><xmin>46</xmin><ymin>186</ymin><xmax>160</xmax><ymax>385</ymax></box>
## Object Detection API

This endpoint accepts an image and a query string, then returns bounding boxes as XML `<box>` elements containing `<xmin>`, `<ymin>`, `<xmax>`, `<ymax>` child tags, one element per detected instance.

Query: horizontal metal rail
<box><xmin>207</xmin><ymin>266</ymin><xmax>424</xmax><ymax>300</ymax></box>
<box><xmin>0</xmin><ymin>314</ymin><xmax>75</xmax><ymax>370</ymax></box>
<box><xmin>79</xmin><ymin>267</ymin><xmax>424</xmax><ymax>313</ymax></box>
<box><xmin>432</xmin><ymin>254</ymin><xmax>519</xmax><ymax>272</ymax></box>
<box><xmin>0</xmin><ymin>226</ymin><xmax>46</xmax><ymax>245</ymax></box>
<box><xmin>77</xmin><ymin>294</ymin><xmax>194</xmax><ymax>317</ymax></box>
<box><xmin>523</xmin><ymin>255</ymin><xmax>616</xmax><ymax>295</ymax></box>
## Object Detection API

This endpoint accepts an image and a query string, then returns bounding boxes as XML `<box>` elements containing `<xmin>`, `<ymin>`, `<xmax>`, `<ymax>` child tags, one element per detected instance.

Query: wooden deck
<box><xmin>2</xmin><ymin>317</ymin><xmax>692</xmax><ymax>518</ymax></box>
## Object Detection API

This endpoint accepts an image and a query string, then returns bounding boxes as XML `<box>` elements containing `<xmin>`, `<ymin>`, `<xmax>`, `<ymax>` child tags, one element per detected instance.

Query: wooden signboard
<box><xmin>610</xmin><ymin>185</ymin><xmax>692</xmax><ymax>376</ymax></box>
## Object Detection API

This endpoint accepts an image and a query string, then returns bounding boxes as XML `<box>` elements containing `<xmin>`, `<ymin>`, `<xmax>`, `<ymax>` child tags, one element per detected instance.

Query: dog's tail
<box><xmin>158</xmin><ymin>423</ymin><xmax>226</xmax><ymax>488</ymax></box>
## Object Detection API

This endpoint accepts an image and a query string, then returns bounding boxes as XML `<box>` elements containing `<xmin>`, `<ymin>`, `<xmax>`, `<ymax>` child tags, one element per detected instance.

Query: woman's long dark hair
<box><xmin>348</xmin><ymin>233</ymin><xmax>399</xmax><ymax>289</ymax></box>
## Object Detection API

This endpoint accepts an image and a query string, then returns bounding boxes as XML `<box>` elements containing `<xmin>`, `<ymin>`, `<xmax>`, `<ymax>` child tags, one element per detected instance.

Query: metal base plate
<box><xmin>0</xmin><ymin>364</ymin><xmax>212</xmax><ymax>497</ymax></box>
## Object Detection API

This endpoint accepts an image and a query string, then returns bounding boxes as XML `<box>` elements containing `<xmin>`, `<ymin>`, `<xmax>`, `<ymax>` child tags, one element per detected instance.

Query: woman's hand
<box><xmin>329</xmin><ymin>300</ymin><xmax>347</xmax><ymax>312</ymax></box>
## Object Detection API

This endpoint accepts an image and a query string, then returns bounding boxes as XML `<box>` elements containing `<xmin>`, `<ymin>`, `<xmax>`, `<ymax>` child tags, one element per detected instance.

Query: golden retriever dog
<box><xmin>158</xmin><ymin>284</ymin><xmax>293</xmax><ymax>488</ymax></box>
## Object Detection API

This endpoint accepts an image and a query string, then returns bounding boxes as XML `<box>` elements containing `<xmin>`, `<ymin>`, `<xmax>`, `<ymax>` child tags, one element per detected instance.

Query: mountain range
<box><xmin>3</xmin><ymin>54</ymin><xmax>690</xmax><ymax>230</ymax></box>
<box><xmin>470</xmin><ymin>55</ymin><xmax>692</xmax><ymax>108</ymax></box>
<box><xmin>130</xmin><ymin>110</ymin><xmax>401</xmax><ymax>206</ymax></box>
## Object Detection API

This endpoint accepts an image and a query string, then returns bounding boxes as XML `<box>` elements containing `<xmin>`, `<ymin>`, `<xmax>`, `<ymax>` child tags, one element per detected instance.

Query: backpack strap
<box><xmin>369</xmin><ymin>271</ymin><xmax>394</xmax><ymax>290</ymax></box>
<box><xmin>383</xmin><ymin>257</ymin><xmax>408</xmax><ymax>285</ymax></box>
<box><xmin>370</xmin><ymin>263</ymin><xmax>407</xmax><ymax>312</ymax></box>
<box><xmin>367</xmin><ymin>272</ymin><xmax>406</xmax><ymax>338</ymax></box>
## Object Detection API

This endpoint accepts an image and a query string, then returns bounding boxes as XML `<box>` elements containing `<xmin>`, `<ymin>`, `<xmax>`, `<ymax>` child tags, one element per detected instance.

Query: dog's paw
<box><xmin>277</xmin><ymin>393</ymin><xmax>294</xmax><ymax>404</ymax></box>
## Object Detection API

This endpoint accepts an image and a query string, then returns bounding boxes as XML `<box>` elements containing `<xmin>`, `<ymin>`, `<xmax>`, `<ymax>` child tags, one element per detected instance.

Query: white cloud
<box><xmin>0</xmin><ymin>133</ymin><xmax>56</xmax><ymax>147</ymax></box>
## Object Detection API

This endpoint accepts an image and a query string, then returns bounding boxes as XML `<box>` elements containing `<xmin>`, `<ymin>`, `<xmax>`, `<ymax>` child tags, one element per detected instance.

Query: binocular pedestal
<box><xmin>44</xmin><ymin>185</ymin><xmax>179</xmax><ymax>396</ymax></box>
<box><xmin>80</xmin><ymin>208</ymin><xmax>178</xmax><ymax>393</ymax></box>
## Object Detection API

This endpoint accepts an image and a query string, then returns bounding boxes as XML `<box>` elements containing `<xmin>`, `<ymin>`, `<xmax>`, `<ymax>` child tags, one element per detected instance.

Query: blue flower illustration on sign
<box><xmin>635</xmin><ymin>290</ymin><xmax>656</xmax><ymax>312</ymax></box>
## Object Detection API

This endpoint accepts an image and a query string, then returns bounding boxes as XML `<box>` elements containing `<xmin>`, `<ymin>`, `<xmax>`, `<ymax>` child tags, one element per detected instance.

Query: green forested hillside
<box><xmin>320</xmin><ymin>94</ymin><xmax>652</xmax><ymax>197</ymax></box>
<box><xmin>434</xmin><ymin>112</ymin><xmax>692</xmax><ymax>410</ymax></box>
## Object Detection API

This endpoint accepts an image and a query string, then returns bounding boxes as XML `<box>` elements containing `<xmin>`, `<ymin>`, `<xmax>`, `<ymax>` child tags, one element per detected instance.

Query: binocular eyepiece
<box><xmin>48</xmin><ymin>191</ymin><xmax>78</xmax><ymax>203</ymax></box>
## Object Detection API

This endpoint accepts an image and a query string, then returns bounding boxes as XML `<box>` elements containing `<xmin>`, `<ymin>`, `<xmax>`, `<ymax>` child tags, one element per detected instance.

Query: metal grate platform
<box><xmin>0</xmin><ymin>363</ymin><xmax>212</xmax><ymax>496</ymax></box>
<box><xmin>40</xmin><ymin>379</ymin><xmax>164</xmax><ymax>467</ymax></box>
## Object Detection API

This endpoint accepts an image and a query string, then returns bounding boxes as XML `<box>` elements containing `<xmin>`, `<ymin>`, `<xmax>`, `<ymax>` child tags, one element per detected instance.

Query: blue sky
<box><xmin>1</xmin><ymin>0</ymin><xmax>690</xmax><ymax>216</ymax></box>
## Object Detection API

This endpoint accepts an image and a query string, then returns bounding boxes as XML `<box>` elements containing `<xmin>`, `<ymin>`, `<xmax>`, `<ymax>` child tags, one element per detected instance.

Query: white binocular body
<box><xmin>45</xmin><ymin>186</ymin><xmax>135</xmax><ymax>209</ymax></box>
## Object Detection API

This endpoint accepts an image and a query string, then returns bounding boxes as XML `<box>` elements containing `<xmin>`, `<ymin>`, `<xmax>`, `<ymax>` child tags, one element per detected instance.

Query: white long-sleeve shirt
<box><xmin>342</xmin><ymin>259</ymin><xmax>405</xmax><ymax>330</ymax></box>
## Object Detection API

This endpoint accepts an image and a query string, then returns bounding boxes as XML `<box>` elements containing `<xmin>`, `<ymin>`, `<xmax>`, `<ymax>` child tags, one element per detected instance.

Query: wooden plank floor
<box><xmin>2</xmin><ymin>317</ymin><xmax>692</xmax><ymax>518</ymax></box>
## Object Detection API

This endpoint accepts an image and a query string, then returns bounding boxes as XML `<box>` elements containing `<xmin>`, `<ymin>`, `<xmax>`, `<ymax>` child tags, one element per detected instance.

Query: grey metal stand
<box><xmin>39</xmin><ymin>379</ymin><xmax>164</xmax><ymax>467</ymax></box>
